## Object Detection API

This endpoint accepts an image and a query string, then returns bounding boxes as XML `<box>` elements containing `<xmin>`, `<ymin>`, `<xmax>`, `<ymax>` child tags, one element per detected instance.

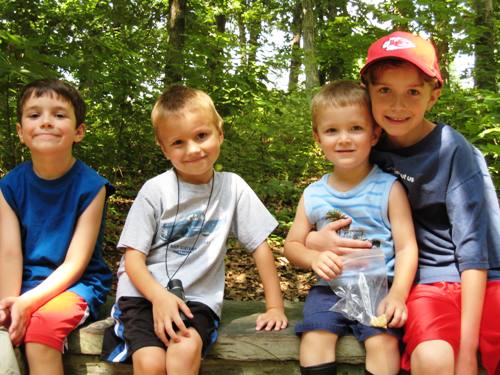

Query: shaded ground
<box><xmin>103</xmin><ymin>196</ymin><xmax>313</xmax><ymax>302</ymax></box>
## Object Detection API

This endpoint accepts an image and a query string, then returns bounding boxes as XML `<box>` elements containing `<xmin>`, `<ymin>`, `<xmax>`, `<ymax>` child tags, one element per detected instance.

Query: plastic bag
<box><xmin>328</xmin><ymin>248</ymin><xmax>388</xmax><ymax>327</ymax></box>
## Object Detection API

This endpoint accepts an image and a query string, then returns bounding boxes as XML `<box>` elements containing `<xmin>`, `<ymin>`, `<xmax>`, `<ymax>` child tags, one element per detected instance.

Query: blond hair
<box><xmin>151</xmin><ymin>85</ymin><xmax>223</xmax><ymax>142</ymax></box>
<box><xmin>311</xmin><ymin>80</ymin><xmax>372</xmax><ymax>132</ymax></box>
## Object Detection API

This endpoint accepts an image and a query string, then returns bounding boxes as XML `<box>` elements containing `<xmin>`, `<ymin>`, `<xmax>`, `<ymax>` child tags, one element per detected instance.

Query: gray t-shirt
<box><xmin>115</xmin><ymin>169</ymin><xmax>278</xmax><ymax>317</ymax></box>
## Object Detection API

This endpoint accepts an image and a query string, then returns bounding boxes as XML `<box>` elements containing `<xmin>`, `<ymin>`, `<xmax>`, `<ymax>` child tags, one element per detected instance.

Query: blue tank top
<box><xmin>304</xmin><ymin>165</ymin><xmax>397</xmax><ymax>279</ymax></box>
<box><xmin>0</xmin><ymin>160</ymin><xmax>114</xmax><ymax>319</ymax></box>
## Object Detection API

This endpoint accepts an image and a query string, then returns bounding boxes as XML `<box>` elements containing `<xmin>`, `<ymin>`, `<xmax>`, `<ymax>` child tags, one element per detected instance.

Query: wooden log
<box><xmin>67</xmin><ymin>299</ymin><xmax>365</xmax><ymax>364</ymax></box>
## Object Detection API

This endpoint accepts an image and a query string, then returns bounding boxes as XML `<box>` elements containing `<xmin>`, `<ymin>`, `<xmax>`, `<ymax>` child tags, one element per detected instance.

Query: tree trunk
<box><xmin>473</xmin><ymin>0</ymin><xmax>496</xmax><ymax>90</ymax></box>
<box><xmin>207</xmin><ymin>13</ymin><xmax>227</xmax><ymax>86</ymax></box>
<box><xmin>288</xmin><ymin>0</ymin><xmax>302</xmax><ymax>92</ymax></box>
<box><xmin>0</xmin><ymin>80</ymin><xmax>19</xmax><ymax>170</ymax></box>
<box><xmin>317</xmin><ymin>0</ymin><xmax>349</xmax><ymax>84</ymax></box>
<box><xmin>433</xmin><ymin>29</ymin><xmax>450</xmax><ymax>85</ymax></box>
<box><xmin>301</xmin><ymin>0</ymin><xmax>319</xmax><ymax>90</ymax></box>
<box><xmin>164</xmin><ymin>0</ymin><xmax>186</xmax><ymax>86</ymax></box>
<box><xmin>247</xmin><ymin>21</ymin><xmax>262</xmax><ymax>67</ymax></box>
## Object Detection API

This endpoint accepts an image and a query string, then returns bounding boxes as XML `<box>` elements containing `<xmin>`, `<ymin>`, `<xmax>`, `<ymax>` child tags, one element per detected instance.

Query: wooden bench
<box><xmin>14</xmin><ymin>298</ymin><xmax>489</xmax><ymax>374</ymax></box>
<box><xmin>60</xmin><ymin>299</ymin><xmax>367</xmax><ymax>375</ymax></box>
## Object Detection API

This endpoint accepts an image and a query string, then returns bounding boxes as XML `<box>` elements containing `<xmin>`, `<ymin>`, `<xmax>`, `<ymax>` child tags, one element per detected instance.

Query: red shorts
<box><xmin>24</xmin><ymin>291</ymin><xmax>89</xmax><ymax>352</ymax></box>
<box><xmin>401</xmin><ymin>281</ymin><xmax>500</xmax><ymax>375</ymax></box>
<box><xmin>479</xmin><ymin>281</ymin><xmax>500</xmax><ymax>375</ymax></box>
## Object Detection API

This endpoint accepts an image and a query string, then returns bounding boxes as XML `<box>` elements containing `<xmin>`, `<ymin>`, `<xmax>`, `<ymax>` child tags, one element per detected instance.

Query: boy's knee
<box><xmin>365</xmin><ymin>333</ymin><xmax>398</xmax><ymax>354</ymax></box>
<box><xmin>300</xmin><ymin>331</ymin><xmax>338</xmax><ymax>366</ymax></box>
<box><xmin>301</xmin><ymin>330</ymin><xmax>338</xmax><ymax>347</ymax></box>
<box><xmin>364</xmin><ymin>334</ymin><xmax>400</xmax><ymax>375</ymax></box>
<box><xmin>132</xmin><ymin>347</ymin><xmax>166</xmax><ymax>375</ymax></box>
<box><xmin>169</xmin><ymin>330</ymin><xmax>203</xmax><ymax>360</ymax></box>
<box><xmin>25</xmin><ymin>342</ymin><xmax>63</xmax><ymax>373</ymax></box>
<box><xmin>166</xmin><ymin>332</ymin><xmax>203</xmax><ymax>375</ymax></box>
<box><xmin>411</xmin><ymin>341</ymin><xmax>454</xmax><ymax>374</ymax></box>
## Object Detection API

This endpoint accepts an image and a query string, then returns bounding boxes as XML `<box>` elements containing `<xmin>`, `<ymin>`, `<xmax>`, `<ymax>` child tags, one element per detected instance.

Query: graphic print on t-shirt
<box><xmin>159</xmin><ymin>211</ymin><xmax>219</xmax><ymax>256</ymax></box>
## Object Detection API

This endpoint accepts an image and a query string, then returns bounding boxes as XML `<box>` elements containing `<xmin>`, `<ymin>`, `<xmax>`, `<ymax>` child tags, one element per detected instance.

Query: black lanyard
<box><xmin>160</xmin><ymin>170</ymin><xmax>215</xmax><ymax>285</ymax></box>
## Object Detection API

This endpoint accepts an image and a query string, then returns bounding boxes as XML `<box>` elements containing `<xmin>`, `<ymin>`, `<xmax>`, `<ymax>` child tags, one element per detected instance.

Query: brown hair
<box><xmin>151</xmin><ymin>85</ymin><xmax>223</xmax><ymax>142</ymax></box>
<box><xmin>311</xmin><ymin>80</ymin><xmax>372</xmax><ymax>132</ymax></box>
<box><xmin>17</xmin><ymin>79</ymin><xmax>86</xmax><ymax>126</ymax></box>
<box><xmin>361</xmin><ymin>59</ymin><xmax>440</xmax><ymax>88</ymax></box>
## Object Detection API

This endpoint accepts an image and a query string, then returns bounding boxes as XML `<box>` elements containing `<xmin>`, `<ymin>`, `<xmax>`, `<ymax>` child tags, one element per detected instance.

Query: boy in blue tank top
<box><xmin>0</xmin><ymin>79</ymin><xmax>114</xmax><ymax>375</ymax></box>
<box><xmin>284</xmin><ymin>81</ymin><xmax>418</xmax><ymax>375</ymax></box>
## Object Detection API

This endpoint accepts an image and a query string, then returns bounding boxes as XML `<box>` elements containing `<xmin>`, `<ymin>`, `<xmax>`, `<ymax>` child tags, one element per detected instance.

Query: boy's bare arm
<box><xmin>5</xmin><ymin>187</ymin><xmax>106</xmax><ymax>344</ymax></box>
<box><xmin>124</xmin><ymin>248</ymin><xmax>192</xmax><ymax>345</ymax></box>
<box><xmin>305</xmin><ymin>220</ymin><xmax>372</xmax><ymax>255</ymax></box>
<box><xmin>457</xmin><ymin>268</ymin><xmax>486</xmax><ymax>375</ymax></box>
<box><xmin>284</xmin><ymin>196</ymin><xmax>343</xmax><ymax>281</ymax></box>
<box><xmin>0</xmin><ymin>192</ymin><xmax>23</xmax><ymax>324</ymax></box>
<box><xmin>251</xmin><ymin>241</ymin><xmax>288</xmax><ymax>331</ymax></box>
<box><xmin>379</xmin><ymin>181</ymin><xmax>418</xmax><ymax>328</ymax></box>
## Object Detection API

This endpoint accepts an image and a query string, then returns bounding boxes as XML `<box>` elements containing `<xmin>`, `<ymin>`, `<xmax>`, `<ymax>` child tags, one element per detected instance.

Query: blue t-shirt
<box><xmin>0</xmin><ymin>160</ymin><xmax>115</xmax><ymax>318</ymax></box>
<box><xmin>304</xmin><ymin>165</ymin><xmax>397</xmax><ymax>282</ymax></box>
<box><xmin>372</xmin><ymin>123</ymin><xmax>500</xmax><ymax>282</ymax></box>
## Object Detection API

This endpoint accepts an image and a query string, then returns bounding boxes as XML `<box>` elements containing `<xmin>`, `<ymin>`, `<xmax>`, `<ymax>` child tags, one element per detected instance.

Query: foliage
<box><xmin>0</xmin><ymin>0</ymin><xmax>497</xmax><ymax>231</ymax></box>
<box><xmin>430</xmin><ymin>86</ymin><xmax>500</xmax><ymax>186</ymax></box>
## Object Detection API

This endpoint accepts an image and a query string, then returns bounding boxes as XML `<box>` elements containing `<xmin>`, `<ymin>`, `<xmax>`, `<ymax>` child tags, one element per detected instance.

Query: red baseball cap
<box><xmin>360</xmin><ymin>31</ymin><xmax>443</xmax><ymax>87</ymax></box>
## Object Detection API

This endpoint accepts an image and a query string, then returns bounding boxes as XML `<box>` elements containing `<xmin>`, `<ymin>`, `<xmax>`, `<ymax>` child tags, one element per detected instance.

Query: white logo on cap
<box><xmin>382</xmin><ymin>37</ymin><xmax>416</xmax><ymax>51</ymax></box>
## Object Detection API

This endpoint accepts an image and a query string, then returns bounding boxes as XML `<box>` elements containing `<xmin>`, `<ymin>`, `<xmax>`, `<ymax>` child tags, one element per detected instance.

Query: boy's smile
<box><xmin>368</xmin><ymin>63</ymin><xmax>440</xmax><ymax>147</ymax></box>
<box><xmin>157</xmin><ymin>107</ymin><xmax>223</xmax><ymax>184</ymax></box>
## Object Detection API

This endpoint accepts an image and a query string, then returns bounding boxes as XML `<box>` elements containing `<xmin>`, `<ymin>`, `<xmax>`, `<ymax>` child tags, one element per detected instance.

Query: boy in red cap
<box><xmin>307</xmin><ymin>31</ymin><xmax>500</xmax><ymax>375</ymax></box>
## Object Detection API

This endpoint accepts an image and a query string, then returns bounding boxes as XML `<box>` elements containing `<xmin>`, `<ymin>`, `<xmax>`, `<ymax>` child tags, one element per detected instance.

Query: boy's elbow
<box><xmin>283</xmin><ymin>240</ymin><xmax>291</xmax><ymax>257</ymax></box>
<box><xmin>0</xmin><ymin>246</ymin><xmax>22</xmax><ymax>262</ymax></box>
<box><xmin>283</xmin><ymin>238</ymin><xmax>300</xmax><ymax>258</ymax></box>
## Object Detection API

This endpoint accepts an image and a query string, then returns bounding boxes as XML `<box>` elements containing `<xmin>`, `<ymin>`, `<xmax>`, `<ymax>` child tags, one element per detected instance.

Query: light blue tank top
<box><xmin>304</xmin><ymin>165</ymin><xmax>397</xmax><ymax>281</ymax></box>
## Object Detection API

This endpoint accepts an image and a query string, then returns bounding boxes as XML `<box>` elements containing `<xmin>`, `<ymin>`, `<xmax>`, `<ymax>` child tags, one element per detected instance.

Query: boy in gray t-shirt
<box><xmin>102</xmin><ymin>85</ymin><xmax>287</xmax><ymax>374</ymax></box>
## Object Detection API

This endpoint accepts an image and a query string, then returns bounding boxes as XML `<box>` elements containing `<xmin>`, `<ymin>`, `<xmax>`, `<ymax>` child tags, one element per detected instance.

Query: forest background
<box><xmin>1</xmin><ymin>0</ymin><xmax>498</xmax><ymax>301</ymax></box>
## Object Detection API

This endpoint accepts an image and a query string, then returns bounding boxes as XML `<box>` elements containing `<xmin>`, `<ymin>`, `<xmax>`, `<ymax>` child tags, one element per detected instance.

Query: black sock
<box><xmin>300</xmin><ymin>361</ymin><xmax>337</xmax><ymax>375</ymax></box>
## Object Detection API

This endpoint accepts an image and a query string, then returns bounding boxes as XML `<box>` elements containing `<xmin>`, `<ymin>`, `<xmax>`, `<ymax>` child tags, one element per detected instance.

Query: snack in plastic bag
<box><xmin>328</xmin><ymin>248</ymin><xmax>388</xmax><ymax>327</ymax></box>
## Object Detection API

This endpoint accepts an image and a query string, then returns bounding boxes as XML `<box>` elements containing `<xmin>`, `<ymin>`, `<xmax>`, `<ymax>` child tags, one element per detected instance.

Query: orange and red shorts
<box><xmin>23</xmin><ymin>291</ymin><xmax>89</xmax><ymax>352</ymax></box>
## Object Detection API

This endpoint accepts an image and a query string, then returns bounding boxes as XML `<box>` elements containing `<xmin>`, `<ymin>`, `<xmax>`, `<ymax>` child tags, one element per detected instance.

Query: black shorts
<box><xmin>102</xmin><ymin>296</ymin><xmax>219</xmax><ymax>361</ymax></box>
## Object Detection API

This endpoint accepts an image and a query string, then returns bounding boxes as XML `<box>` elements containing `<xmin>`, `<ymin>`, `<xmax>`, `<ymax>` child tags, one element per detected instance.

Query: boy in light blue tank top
<box><xmin>284</xmin><ymin>81</ymin><xmax>418</xmax><ymax>375</ymax></box>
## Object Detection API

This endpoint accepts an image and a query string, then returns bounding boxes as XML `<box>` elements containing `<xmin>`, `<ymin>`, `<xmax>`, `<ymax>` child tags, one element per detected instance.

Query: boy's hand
<box><xmin>0</xmin><ymin>302</ymin><xmax>10</xmax><ymax>327</ymax></box>
<box><xmin>377</xmin><ymin>291</ymin><xmax>407</xmax><ymax>328</ymax></box>
<box><xmin>255</xmin><ymin>307</ymin><xmax>288</xmax><ymax>331</ymax></box>
<box><xmin>311</xmin><ymin>251</ymin><xmax>343</xmax><ymax>281</ymax></box>
<box><xmin>151</xmin><ymin>289</ymin><xmax>193</xmax><ymax>346</ymax></box>
<box><xmin>306</xmin><ymin>219</ymin><xmax>372</xmax><ymax>255</ymax></box>
<box><xmin>1</xmin><ymin>296</ymin><xmax>33</xmax><ymax>346</ymax></box>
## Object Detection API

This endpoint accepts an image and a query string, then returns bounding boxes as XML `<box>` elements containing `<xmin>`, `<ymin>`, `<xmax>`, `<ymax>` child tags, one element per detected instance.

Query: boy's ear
<box><xmin>74</xmin><ymin>123</ymin><xmax>86</xmax><ymax>143</ymax></box>
<box><xmin>371</xmin><ymin>124</ymin><xmax>382</xmax><ymax>146</ymax></box>
<box><xmin>426</xmin><ymin>88</ymin><xmax>441</xmax><ymax>111</ymax></box>
<box><xmin>312</xmin><ymin>130</ymin><xmax>320</xmax><ymax>144</ymax></box>
<box><xmin>16</xmin><ymin>123</ymin><xmax>24</xmax><ymax>144</ymax></box>
<box><xmin>157</xmin><ymin>141</ymin><xmax>170</xmax><ymax>160</ymax></box>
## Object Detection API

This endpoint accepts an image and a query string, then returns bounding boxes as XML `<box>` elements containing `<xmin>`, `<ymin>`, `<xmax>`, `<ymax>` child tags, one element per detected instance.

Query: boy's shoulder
<box><xmin>216</xmin><ymin>170</ymin><xmax>246</xmax><ymax>184</ymax></box>
<box><xmin>371</xmin><ymin>164</ymin><xmax>396</xmax><ymax>179</ymax></box>
<box><xmin>1</xmin><ymin>160</ymin><xmax>112</xmax><ymax>203</ymax></box>
<box><xmin>0</xmin><ymin>160</ymin><xmax>32</xmax><ymax>183</ymax></box>
<box><xmin>303</xmin><ymin>173</ymin><xmax>328</xmax><ymax>192</ymax></box>
<box><xmin>438</xmin><ymin>123</ymin><xmax>474</xmax><ymax>148</ymax></box>
<box><xmin>378</xmin><ymin>123</ymin><xmax>474</xmax><ymax>157</ymax></box>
